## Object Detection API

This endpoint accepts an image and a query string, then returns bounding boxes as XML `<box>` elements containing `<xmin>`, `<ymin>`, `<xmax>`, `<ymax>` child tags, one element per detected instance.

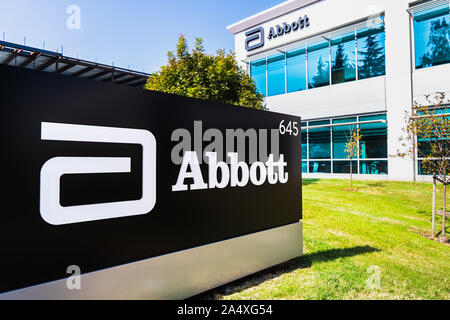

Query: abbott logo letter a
<box><xmin>40</xmin><ymin>122</ymin><xmax>156</xmax><ymax>225</ymax></box>
<box><xmin>245</xmin><ymin>27</ymin><xmax>264</xmax><ymax>51</ymax></box>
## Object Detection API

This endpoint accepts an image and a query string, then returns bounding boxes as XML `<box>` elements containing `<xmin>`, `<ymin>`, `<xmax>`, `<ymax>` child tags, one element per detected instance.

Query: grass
<box><xmin>197</xmin><ymin>179</ymin><xmax>450</xmax><ymax>300</ymax></box>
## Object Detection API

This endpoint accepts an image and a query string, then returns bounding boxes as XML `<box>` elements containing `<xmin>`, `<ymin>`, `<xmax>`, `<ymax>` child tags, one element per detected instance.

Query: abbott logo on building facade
<box><xmin>245</xmin><ymin>27</ymin><xmax>265</xmax><ymax>52</ymax></box>
<box><xmin>244</xmin><ymin>16</ymin><xmax>310</xmax><ymax>51</ymax></box>
<box><xmin>39</xmin><ymin>122</ymin><xmax>157</xmax><ymax>225</ymax></box>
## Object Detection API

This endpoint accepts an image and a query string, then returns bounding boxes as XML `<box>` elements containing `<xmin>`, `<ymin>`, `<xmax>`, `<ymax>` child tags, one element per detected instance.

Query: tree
<box><xmin>358</xmin><ymin>32</ymin><xmax>385</xmax><ymax>79</ymax></box>
<box><xmin>145</xmin><ymin>36</ymin><xmax>264</xmax><ymax>110</ymax></box>
<box><xmin>344</xmin><ymin>128</ymin><xmax>362</xmax><ymax>192</ymax></box>
<box><xmin>396</xmin><ymin>92</ymin><xmax>450</xmax><ymax>240</ymax></box>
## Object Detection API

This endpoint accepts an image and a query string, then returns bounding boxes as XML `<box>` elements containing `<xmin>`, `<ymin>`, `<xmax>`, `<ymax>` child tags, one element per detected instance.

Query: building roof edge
<box><xmin>226</xmin><ymin>0</ymin><xmax>321</xmax><ymax>34</ymax></box>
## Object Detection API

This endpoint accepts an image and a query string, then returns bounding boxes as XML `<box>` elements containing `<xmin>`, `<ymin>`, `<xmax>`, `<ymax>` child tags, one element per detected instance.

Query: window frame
<box><xmin>301</xmin><ymin>113</ymin><xmax>388</xmax><ymax>175</ymax></box>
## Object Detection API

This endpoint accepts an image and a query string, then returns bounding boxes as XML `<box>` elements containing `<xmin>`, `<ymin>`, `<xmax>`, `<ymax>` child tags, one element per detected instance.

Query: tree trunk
<box><xmin>443</xmin><ymin>183</ymin><xmax>447</xmax><ymax>239</ymax></box>
<box><xmin>350</xmin><ymin>160</ymin><xmax>353</xmax><ymax>191</ymax></box>
<box><xmin>432</xmin><ymin>178</ymin><xmax>436</xmax><ymax>238</ymax></box>
<box><xmin>412</xmin><ymin>136</ymin><xmax>416</xmax><ymax>183</ymax></box>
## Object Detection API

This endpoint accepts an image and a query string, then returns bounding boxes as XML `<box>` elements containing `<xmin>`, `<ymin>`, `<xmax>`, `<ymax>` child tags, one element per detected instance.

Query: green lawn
<box><xmin>200</xmin><ymin>179</ymin><xmax>450</xmax><ymax>300</ymax></box>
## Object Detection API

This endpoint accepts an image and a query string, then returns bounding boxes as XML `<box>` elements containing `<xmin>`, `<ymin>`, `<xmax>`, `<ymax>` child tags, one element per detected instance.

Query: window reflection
<box><xmin>249</xmin><ymin>16</ymin><xmax>386</xmax><ymax>97</ymax></box>
<box><xmin>267</xmin><ymin>53</ymin><xmax>285</xmax><ymax>96</ymax></box>
<box><xmin>302</xmin><ymin>161</ymin><xmax>308</xmax><ymax>173</ymax></box>
<box><xmin>287</xmin><ymin>47</ymin><xmax>307</xmax><ymax>92</ymax></box>
<box><xmin>417</xmin><ymin>107</ymin><xmax>450</xmax><ymax>175</ymax></box>
<box><xmin>357</xmin><ymin>23</ymin><xmax>386</xmax><ymax>80</ymax></box>
<box><xmin>250</xmin><ymin>59</ymin><xmax>266</xmax><ymax>96</ymax></box>
<box><xmin>308</xmin><ymin>40</ymin><xmax>330</xmax><ymax>88</ymax></box>
<box><xmin>360</xmin><ymin>115</ymin><xmax>387</xmax><ymax>159</ymax></box>
<box><xmin>333</xmin><ymin>161</ymin><xmax>358</xmax><ymax>174</ymax></box>
<box><xmin>360</xmin><ymin>161</ymin><xmax>388</xmax><ymax>175</ymax></box>
<box><xmin>414</xmin><ymin>5</ymin><xmax>450</xmax><ymax>69</ymax></box>
<box><xmin>308</xmin><ymin>120</ymin><xmax>331</xmax><ymax>159</ymax></box>
<box><xmin>301</xmin><ymin>129</ymin><xmax>307</xmax><ymax>159</ymax></box>
<box><xmin>331</xmin><ymin>32</ymin><xmax>356</xmax><ymax>84</ymax></box>
<box><xmin>332</xmin><ymin>117</ymin><xmax>357</xmax><ymax>159</ymax></box>
<box><xmin>309</xmin><ymin>161</ymin><xmax>331</xmax><ymax>173</ymax></box>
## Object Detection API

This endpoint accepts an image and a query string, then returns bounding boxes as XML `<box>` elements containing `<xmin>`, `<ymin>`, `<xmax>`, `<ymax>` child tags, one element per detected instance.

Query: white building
<box><xmin>227</xmin><ymin>0</ymin><xmax>450</xmax><ymax>181</ymax></box>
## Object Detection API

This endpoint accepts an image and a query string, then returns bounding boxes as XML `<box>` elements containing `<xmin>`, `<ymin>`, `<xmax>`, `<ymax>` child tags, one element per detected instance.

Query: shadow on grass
<box><xmin>302</xmin><ymin>178</ymin><xmax>320</xmax><ymax>186</ymax></box>
<box><xmin>435</xmin><ymin>225</ymin><xmax>450</xmax><ymax>238</ymax></box>
<box><xmin>367</xmin><ymin>182</ymin><xmax>385</xmax><ymax>188</ymax></box>
<box><xmin>191</xmin><ymin>245</ymin><xmax>380</xmax><ymax>300</ymax></box>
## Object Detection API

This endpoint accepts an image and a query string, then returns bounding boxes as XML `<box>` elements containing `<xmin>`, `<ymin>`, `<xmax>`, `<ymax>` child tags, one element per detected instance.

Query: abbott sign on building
<box><xmin>0</xmin><ymin>64</ymin><xmax>302</xmax><ymax>299</ymax></box>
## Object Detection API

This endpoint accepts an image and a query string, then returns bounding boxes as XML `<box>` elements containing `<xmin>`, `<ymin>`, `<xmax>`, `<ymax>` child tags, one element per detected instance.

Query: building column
<box><xmin>385</xmin><ymin>0</ymin><xmax>415</xmax><ymax>181</ymax></box>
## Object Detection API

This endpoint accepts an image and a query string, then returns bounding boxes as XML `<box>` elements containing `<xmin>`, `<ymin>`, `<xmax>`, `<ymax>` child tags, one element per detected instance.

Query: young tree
<box><xmin>344</xmin><ymin>128</ymin><xmax>362</xmax><ymax>191</ymax></box>
<box><xmin>145</xmin><ymin>36</ymin><xmax>264</xmax><ymax>110</ymax></box>
<box><xmin>396</xmin><ymin>92</ymin><xmax>450</xmax><ymax>239</ymax></box>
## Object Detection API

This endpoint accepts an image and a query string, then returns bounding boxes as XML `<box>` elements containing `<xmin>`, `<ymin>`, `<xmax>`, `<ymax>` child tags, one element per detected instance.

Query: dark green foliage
<box><xmin>145</xmin><ymin>36</ymin><xmax>264</xmax><ymax>110</ymax></box>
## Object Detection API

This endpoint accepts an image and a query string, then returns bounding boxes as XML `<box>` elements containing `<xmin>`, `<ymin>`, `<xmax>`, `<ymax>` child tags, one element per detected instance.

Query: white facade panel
<box><xmin>413</xmin><ymin>64</ymin><xmax>450</xmax><ymax>104</ymax></box>
<box><xmin>385</xmin><ymin>0</ymin><xmax>415</xmax><ymax>181</ymax></box>
<box><xmin>266</xmin><ymin>76</ymin><xmax>386</xmax><ymax>119</ymax></box>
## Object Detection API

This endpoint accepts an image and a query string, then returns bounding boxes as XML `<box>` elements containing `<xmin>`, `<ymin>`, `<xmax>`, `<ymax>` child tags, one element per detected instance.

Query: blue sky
<box><xmin>0</xmin><ymin>0</ymin><xmax>282</xmax><ymax>73</ymax></box>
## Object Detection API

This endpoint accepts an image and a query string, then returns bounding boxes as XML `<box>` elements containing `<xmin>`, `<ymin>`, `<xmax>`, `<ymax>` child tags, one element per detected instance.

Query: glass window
<box><xmin>301</xmin><ymin>129</ymin><xmax>307</xmax><ymax>160</ymax></box>
<box><xmin>303</xmin><ymin>114</ymin><xmax>388</xmax><ymax>176</ymax></box>
<box><xmin>331</xmin><ymin>31</ymin><xmax>356</xmax><ymax>84</ymax></box>
<box><xmin>309</xmin><ymin>120</ymin><xmax>331</xmax><ymax>159</ymax></box>
<box><xmin>417</xmin><ymin>134</ymin><xmax>433</xmax><ymax>157</ymax></box>
<box><xmin>250</xmin><ymin>58</ymin><xmax>266</xmax><ymax>96</ymax></box>
<box><xmin>418</xmin><ymin>160</ymin><xmax>427</xmax><ymax>175</ymax></box>
<box><xmin>308</xmin><ymin>40</ymin><xmax>330</xmax><ymax>88</ymax></box>
<box><xmin>414</xmin><ymin>5</ymin><xmax>450</xmax><ymax>69</ymax></box>
<box><xmin>357</xmin><ymin>21</ymin><xmax>385</xmax><ymax>79</ymax></box>
<box><xmin>302</xmin><ymin>161</ymin><xmax>308</xmax><ymax>173</ymax></box>
<box><xmin>267</xmin><ymin>53</ymin><xmax>285</xmax><ymax>96</ymax></box>
<box><xmin>360</xmin><ymin>114</ymin><xmax>387</xmax><ymax>159</ymax></box>
<box><xmin>417</xmin><ymin>106</ymin><xmax>450</xmax><ymax>176</ymax></box>
<box><xmin>418</xmin><ymin>160</ymin><xmax>441</xmax><ymax>176</ymax></box>
<box><xmin>333</xmin><ymin>161</ymin><xmax>358</xmax><ymax>174</ymax></box>
<box><xmin>309</xmin><ymin>161</ymin><xmax>331</xmax><ymax>173</ymax></box>
<box><xmin>417</xmin><ymin>106</ymin><xmax>450</xmax><ymax>158</ymax></box>
<box><xmin>360</xmin><ymin>160</ymin><xmax>388</xmax><ymax>175</ymax></box>
<box><xmin>332</xmin><ymin>117</ymin><xmax>357</xmax><ymax>159</ymax></box>
<box><xmin>287</xmin><ymin>47</ymin><xmax>307</xmax><ymax>93</ymax></box>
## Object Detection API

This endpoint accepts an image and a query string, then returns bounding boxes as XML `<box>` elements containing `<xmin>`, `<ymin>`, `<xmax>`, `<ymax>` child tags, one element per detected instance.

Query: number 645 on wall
<box><xmin>279</xmin><ymin>120</ymin><xmax>299</xmax><ymax>136</ymax></box>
